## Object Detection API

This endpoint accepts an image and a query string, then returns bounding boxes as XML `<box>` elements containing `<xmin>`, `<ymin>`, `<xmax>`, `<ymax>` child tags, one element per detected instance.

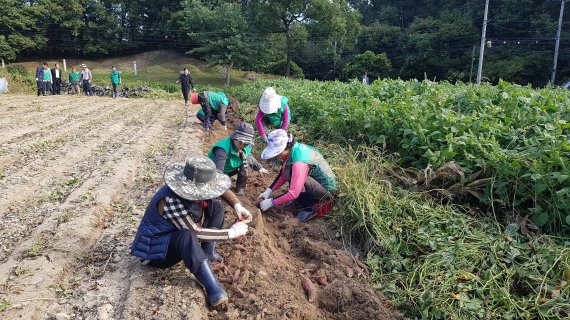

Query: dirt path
<box><xmin>0</xmin><ymin>95</ymin><xmax>401</xmax><ymax>320</ymax></box>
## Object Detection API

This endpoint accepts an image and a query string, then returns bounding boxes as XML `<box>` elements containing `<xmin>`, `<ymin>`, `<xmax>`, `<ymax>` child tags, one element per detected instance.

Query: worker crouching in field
<box><xmin>255</xmin><ymin>87</ymin><xmax>291</xmax><ymax>143</ymax></box>
<box><xmin>258</xmin><ymin>129</ymin><xmax>336</xmax><ymax>222</ymax></box>
<box><xmin>131</xmin><ymin>156</ymin><xmax>252</xmax><ymax>307</ymax></box>
<box><xmin>208</xmin><ymin>122</ymin><xmax>268</xmax><ymax>196</ymax></box>
<box><xmin>192</xmin><ymin>91</ymin><xmax>238</xmax><ymax>132</ymax></box>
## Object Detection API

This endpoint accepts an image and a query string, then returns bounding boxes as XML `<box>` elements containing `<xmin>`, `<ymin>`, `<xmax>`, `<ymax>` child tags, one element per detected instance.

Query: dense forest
<box><xmin>1</xmin><ymin>0</ymin><xmax>570</xmax><ymax>86</ymax></box>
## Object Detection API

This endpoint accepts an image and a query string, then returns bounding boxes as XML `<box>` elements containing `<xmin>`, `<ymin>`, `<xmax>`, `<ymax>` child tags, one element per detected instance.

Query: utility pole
<box><xmin>469</xmin><ymin>45</ymin><xmax>476</xmax><ymax>83</ymax></box>
<box><xmin>551</xmin><ymin>0</ymin><xmax>566</xmax><ymax>85</ymax></box>
<box><xmin>476</xmin><ymin>0</ymin><xmax>490</xmax><ymax>85</ymax></box>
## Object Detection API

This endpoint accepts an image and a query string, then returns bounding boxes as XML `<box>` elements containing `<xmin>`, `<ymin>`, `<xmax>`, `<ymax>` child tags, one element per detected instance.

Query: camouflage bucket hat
<box><xmin>164</xmin><ymin>156</ymin><xmax>230</xmax><ymax>200</ymax></box>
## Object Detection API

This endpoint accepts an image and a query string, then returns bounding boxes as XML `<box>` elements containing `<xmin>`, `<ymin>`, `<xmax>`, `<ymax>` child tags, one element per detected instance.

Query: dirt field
<box><xmin>0</xmin><ymin>94</ymin><xmax>401</xmax><ymax>320</ymax></box>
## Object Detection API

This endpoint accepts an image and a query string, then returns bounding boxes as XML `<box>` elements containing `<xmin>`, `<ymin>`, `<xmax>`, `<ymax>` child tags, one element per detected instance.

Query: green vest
<box><xmin>69</xmin><ymin>71</ymin><xmax>80</xmax><ymax>85</ymax></box>
<box><xmin>208</xmin><ymin>137</ymin><xmax>252</xmax><ymax>174</ymax></box>
<box><xmin>43</xmin><ymin>69</ymin><xmax>51</xmax><ymax>81</ymax></box>
<box><xmin>265</xmin><ymin>96</ymin><xmax>289</xmax><ymax>128</ymax></box>
<box><xmin>207</xmin><ymin>92</ymin><xmax>229</xmax><ymax>112</ymax></box>
<box><xmin>110</xmin><ymin>70</ymin><xmax>121</xmax><ymax>84</ymax></box>
<box><xmin>287</xmin><ymin>143</ymin><xmax>336</xmax><ymax>191</ymax></box>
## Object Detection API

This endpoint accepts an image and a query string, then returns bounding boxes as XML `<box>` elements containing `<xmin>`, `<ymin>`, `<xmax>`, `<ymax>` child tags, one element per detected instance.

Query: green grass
<box><xmin>233</xmin><ymin>83</ymin><xmax>570</xmax><ymax>320</ymax></box>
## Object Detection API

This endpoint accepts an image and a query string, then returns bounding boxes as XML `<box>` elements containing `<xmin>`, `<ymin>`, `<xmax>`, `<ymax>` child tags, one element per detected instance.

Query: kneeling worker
<box><xmin>208</xmin><ymin>122</ymin><xmax>268</xmax><ymax>196</ymax></box>
<box><xmin>257</xmin><ymin>129</ymin><xmax>337</xmax><ymax>222</ymax></box>
<box><xmin>131</xmin><ymin>156</ymin><xmax>252</xmax><ymax>306</ymax></box>
<box><xmin>192</xmin><ymin>91</ymin><xmax>238</xmax><ymax>132</ymax></box>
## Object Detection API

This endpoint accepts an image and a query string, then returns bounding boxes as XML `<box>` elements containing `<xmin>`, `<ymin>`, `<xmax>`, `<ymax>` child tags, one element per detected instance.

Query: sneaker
<box><xmin>296</xmin><ymin>209</ymin><xmax>317</xmax><ymax>222</ymax></box>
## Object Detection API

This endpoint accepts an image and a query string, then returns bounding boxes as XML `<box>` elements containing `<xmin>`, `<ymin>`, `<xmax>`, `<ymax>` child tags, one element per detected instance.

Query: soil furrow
<box><xmin>0</xmin><ymin>99</ymin><xmax>186</xmax><ymax>319</ymax></box>
<box><xmin>0</xmin><ymin>105</ymin><xmax>158</xmax><ymax>211</ymax></box>
<box><xmin>0</xmin><ymin>97</ymin><xmax>121</xmax><ymax>146</ymax></box>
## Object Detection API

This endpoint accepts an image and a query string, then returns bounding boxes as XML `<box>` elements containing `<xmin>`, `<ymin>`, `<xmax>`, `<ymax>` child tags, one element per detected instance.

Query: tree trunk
<box><xmin>226</xmin><ymin>60</ymin><xmax>233</xmax><ymax>86</ymax></box>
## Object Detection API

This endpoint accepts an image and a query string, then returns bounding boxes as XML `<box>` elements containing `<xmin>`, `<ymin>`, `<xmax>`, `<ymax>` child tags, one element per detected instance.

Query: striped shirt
<box><xmin>161</xmin><ymin>195</ymin><xmax>235</xmax><ymax>241</ymax></box>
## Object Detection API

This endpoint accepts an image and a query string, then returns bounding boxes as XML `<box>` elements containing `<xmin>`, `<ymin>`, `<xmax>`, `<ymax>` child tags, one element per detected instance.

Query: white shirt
<box><xmin>82</xmin><ymin>69</ymin><xmax>91</xmax><ymax>80</ymax></box>
<box><xmin>55</xmin><ymin>69</ymin><xmax>60</xmax><ymax>78</ymax></box>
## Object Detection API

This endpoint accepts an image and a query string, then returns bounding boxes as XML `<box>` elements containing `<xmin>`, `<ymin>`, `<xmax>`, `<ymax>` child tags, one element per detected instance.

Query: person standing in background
<box><xmin>41</xmin><ymin>63</ymin><xmax>52</xmax><ymax>96</ymax></box>
<box><xmin>69</xmin><ymin>66</ymin><xmax>81</xmax><ymax>94</ymax></box>
<box><xmin>80</xmin><ymin>64</ymin><xmax>93</xmax><ymax>96</ymax></box>
<box><xmin>110</xmin><ymin>65</ymin><xmax>121</xmax><ymax>98</ymax></box>
<box><xmin>51</xmin><ymin>63</ymin><xmax>63</xmax><ymax>94</ymax></box>
<box><xmin>362</xmin><ymin>72</ymin><xmax>370</xmax><ymax>85</ymax></box>
<box><xmin>176</xmin><ymin>68</ymin><xmax>195</xmax><ymax>106</ymax></box>
<box><xmin>35</xmin><ymin>63</ymin><xmax>46</xmax><ymax>96</ymax></box>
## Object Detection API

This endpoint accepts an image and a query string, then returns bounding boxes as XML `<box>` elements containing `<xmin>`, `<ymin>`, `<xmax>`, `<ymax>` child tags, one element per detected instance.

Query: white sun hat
<box><xmin>259</xmin><ymin>87</ymin><xmax>281</xmax><ymax>114</ymax></box>
<box><xmin>261</xmin><ymin>129</ymin><xmax>291</xmax><ymax>160</ymax></box>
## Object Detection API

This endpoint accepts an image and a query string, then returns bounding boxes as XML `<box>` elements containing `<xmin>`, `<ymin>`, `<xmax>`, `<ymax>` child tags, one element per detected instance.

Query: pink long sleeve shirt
<box><xmin>271</xmin><ymin>161</ymin><xmax>310</xmax><ymax>206</ymax></box>
<box><xmin>255</xmin><ymin>105</ymin><xmax>290</xmax><ymax>138</ymax></box>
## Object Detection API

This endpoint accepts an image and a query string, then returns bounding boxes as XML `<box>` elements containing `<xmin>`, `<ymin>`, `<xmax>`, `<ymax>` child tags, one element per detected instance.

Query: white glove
<box><xmin>228</xmin><ymin>222</ymin><xmax>249</xmax><ymax>239</ymax></box>
<box><xmin>260</xmin><ymin>198</ymin><xmax>274</xmax><ymax>212</ymax></box>
<box><xmin>258</xmin><ymin>168</ymin><xmax>269</xmax><ymax>175</ymax></box>
<box><xmin>234</xmin><ymin>203</ymin><xmax>252</xmax><ymax>223</ymax></box>
<box><xmin>223</xmin><ymin>125</ymin><xmax>227</xmax><ymax>131</ymax></box>
<box><xmin>258</xmin><ymin>188</ymin><xmax>272</xmax><ymax>200</ymax></box>
<box><xmin>35</xmin><ymin>78</ymin><xmax>38</xmax><ymax>81</ymax></box>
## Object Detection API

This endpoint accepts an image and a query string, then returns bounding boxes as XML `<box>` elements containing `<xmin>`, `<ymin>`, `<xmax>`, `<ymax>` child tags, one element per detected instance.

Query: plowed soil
<box><xmin>0</xmin><ymin>94</ymin><xmax>401</xmax><ymax>320</ymax></box>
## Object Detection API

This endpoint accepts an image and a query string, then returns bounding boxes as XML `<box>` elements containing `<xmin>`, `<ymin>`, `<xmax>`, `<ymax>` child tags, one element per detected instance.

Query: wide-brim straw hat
<box><xmin>261</xmin><ymin>129</ymin><xmax>290</xmax><ymax>160</ymax></box>
<box><xmin>164</xmin><ymin>156</ymin><xmax>230</xmax><ymax>200</ymax></box>
<box><xmin>259</xmin><ymin>87</ymin><xmax>281</xmax><ymax>114</ymax></box>
<box><xmin>230</xmin><ymin>122</ymin><xmax>255</xmax><ymax>146</ymax></box>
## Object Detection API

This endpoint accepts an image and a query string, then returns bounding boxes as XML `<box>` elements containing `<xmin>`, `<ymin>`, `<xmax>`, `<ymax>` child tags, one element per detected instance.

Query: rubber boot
<box><xmin>296</xmin><ymin>208</ymin><xmax>317</xmax><ymax>222</ymax></box>
<box><xmin>194</xmin><ymin>260</ymin><xmax>228</xmax><ymax>306</ymax></box>
<box><xmin>201</xmin><ymin>241</ymin><xmax>223</xmax><ymax>262</ymax></box>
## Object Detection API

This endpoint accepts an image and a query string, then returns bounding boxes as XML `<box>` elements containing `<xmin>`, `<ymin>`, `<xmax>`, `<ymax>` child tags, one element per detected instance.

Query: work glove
<box><xmin>234</xmin><ymin>203</ymin><xmax>252</xmax><ymax>223</ymax></box>
<box><xmin>258</xmin><ymin>168</ymin><xmax>269</xmax><ymax>175</ymax></box>
<box><xmin>228</xmin><ymin>222</ymin><xmax>249</xmax><ymax>239</ymax></box>
<box><xmin>259</xmin><ymin>198</ymin><xmax>274</xmax><ymax>212</ymax></box>
<box><xmin>258</xmin><ymin>188</ymin><xmax>272</xmax><ymax>200</ymax></box>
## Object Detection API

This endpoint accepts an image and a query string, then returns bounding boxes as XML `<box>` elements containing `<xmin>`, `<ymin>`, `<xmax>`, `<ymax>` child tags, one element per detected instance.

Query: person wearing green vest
<box><xmin>255</xmin><ymin>87</ymin><xmax>291</xmax><ymax>143</ymax></box>
<box><xmin>257</xmin><ymin>129</ymin><xmax>336</xmax><ymax>222</ymax></box>
<box><xmin>192</xmin><ymin>91</ymin><xmax>239</xmax><ymax>132</ymax></box>
<box><xmin>110</xmin><ymin>65</ymin><xmax>121</xmax><ymax>98</ymax></box>
<box><xmin>208</xmin><ymin>122</ymin><xmax>268</xmax><ymax>196</ymax></box>
<box><xmin>68</xmin><ymin>66</ymin><xmax>81</xmax><ymax>94</ymax></box>
<box><xmin>41</xmin><ymin>64</ymin><xmax>52</xmax><ymax>96</ymax></box>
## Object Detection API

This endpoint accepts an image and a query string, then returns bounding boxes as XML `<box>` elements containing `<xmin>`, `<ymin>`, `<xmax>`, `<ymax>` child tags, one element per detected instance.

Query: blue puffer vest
<box><xmin>131</xmin><ymin>185</ymin><xmax>178</xmax><ymax>261</ymax></box>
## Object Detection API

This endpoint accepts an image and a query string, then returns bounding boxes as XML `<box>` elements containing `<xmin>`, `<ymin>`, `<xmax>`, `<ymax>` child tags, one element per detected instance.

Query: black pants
<box><xmin>296</xmin><ymin>176</ymin><xmax>333</xmax><ymax>210</ymax></box>
<box><xmin>52</xmin><ymin>79</ymin><xmax>61</xmax><ymax>94</ymax></box>
<box><xmin>181</xmin><ymin>86</ymin><xmax>190</xmax><ymax>103</ymax></box>
<box><xmin>228</xmin><ymin>164</ymin><xmax>248</xmax><ymax>190</ymax></box>
<box><xmin>147</xmin><ymin>200</ymin><xmax>225</xmax><ymax>274</ymax></box>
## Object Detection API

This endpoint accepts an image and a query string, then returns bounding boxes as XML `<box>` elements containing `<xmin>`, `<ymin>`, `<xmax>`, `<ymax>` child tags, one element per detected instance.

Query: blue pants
<box><xmin>37</xmin><ymin>80</ymin><xmax>43</xmax><ymax>96</ymax></box>
<box><xmin>82</xmin><ymin>80</ymin><xmax>93</xmax><ymax>96</ymax></box>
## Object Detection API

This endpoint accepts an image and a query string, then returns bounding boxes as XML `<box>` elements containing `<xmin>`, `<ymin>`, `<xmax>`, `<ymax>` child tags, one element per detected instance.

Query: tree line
<box><xmin>1</xmin><ymin>0</ymin><xmax>569</xmax><ymax>86</ymax></box>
